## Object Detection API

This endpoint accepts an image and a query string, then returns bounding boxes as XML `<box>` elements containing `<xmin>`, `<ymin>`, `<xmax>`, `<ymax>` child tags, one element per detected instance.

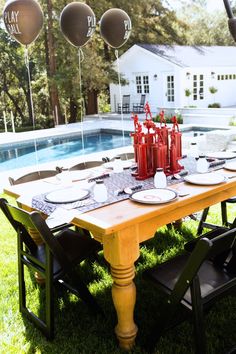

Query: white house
<box><xmin>110</xmin><ymin>44</ymin><xmax>236</xmax><ymax>113</ymax></box>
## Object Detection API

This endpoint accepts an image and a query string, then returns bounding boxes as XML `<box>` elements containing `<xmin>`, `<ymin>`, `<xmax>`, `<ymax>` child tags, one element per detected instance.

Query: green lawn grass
<box><xmin>0</xmin><ymin>193</ymin><xmax>236</xmax><ymax>354</ymax></box>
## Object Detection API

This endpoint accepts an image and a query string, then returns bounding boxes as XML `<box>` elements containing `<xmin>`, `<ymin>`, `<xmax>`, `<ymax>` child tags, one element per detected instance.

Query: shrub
<box><xmin>208</xmin><ymin>103</ymin><xmax>221</xmax><ymax>108</ymax></box>
<box><xmin>229</xmin><ymin>116</ymin><xmax>236</xmax><ymax>126</ymax></box>
<box><xmin>184</xmin><ymin>88</ymin><xmax>191</xmax><ymax>97</ymax></box>
<box><xmin>154</xmin><ymin>112</ymin><xmax>183</xmax><ymax>124</ymax></box>
<box><xmin>209</xmin><ymin>86</ymin><xmax>218</xmax><ymax>95</ymax></box>
<box><xmin>98</xmin><ymin>91</ymin><xmax>111</xmax><ymax>113</ymax></box>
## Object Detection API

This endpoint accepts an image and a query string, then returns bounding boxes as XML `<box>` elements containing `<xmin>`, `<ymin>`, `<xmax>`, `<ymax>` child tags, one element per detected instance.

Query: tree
<box><xmin>176</xmin><ymin>0</ymin><xmax>236</xmax><ymax>46</ymax></box>
<box><xmin>0</xmin><ymin>29</ymin><xmax>33</xmax><ymax>126</ymax></box>
<box><xmin>0</xmin><ymin>0</ymin><xmax>190</xmax><ymax>128</ymax></box>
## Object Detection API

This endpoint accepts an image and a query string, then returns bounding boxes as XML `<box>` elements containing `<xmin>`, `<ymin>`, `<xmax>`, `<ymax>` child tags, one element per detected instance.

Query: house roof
<box><xmin>137</xmin><ymin>44</ymin><xmax>236</xmax><ymax>68</ymax></box>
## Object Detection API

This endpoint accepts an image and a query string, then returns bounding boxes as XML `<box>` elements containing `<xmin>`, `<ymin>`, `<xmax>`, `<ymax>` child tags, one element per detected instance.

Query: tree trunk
<box><xmin>86</xmin><ymin>90</ymin><xmax>98</xmax><ymax>114</ymax></box>
<box><xmin>44</xmin><ymin>0</ymin><xmax>63</xmax><ymax>125</ymax></box>
<box><xmin>69</xmin><ymin>97</ymin><xmax>78</xmax><ymax>123</ymax></box>
<box><xmin>103</xmin><ymin>43</ymin><xmax>111</xmax><ymax>61</ymax></box>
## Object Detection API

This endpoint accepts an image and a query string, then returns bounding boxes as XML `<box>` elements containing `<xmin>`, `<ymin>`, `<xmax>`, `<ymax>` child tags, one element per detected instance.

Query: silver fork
<box><xmin>178</xmin><ymin>193</ymin><xmax>190</xmax><ymax>197</ymax></box>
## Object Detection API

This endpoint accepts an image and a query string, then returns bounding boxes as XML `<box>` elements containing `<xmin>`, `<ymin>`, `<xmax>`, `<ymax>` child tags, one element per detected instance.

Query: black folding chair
<box><xmin>110</xmin><ymin>152</ymin><xmax>134</xmax><ymax>161</ymax></box>
<box><xmin>132</xmin><ymin>94</ymin><xmax>146</xmax><ymax>113</ymax></box>
<box><xmin>68</xmin><ymin>160</ymin><xmax>103</xmax><ymax>171</ymax></box>
<box><xmin>0</xmin><ymin>198</ymin><xmax>103</xmax><ymax>339</ymax></box>
<box><xmin>102</xmin><ymin>152</ymin><xmax>135</xmax><ymax>163</ymax></box>
<box><xmin>144</xmin><ymin>227</ymin><xmax>236</xmax><ymax>354</ymax></box>
<box><xmin>117</xmin><ymin>95</ymin><xmax>130</xmax><ymax>113</ymax></box>
<box><xmin>197</xmin><ymin>197</ymin><xmax>236</xmax><ymax>235</ymax></box>
<box><xmin>9</xmin><ymin>170</ymin><xmax>59</xmax><ymax>185</ymax></box>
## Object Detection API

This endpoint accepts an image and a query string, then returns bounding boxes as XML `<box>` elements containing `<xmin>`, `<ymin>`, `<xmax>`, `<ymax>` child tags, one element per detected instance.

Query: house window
<box><xmin>193</xmin><ymin>74</ymin><xmax>204</xmax><ymax>100</ymax></box>
<box><xmin>199</xmin><ymin>75</ymin><xmax>204</xmax><ymax>100</ymax></box>
<box><xmin>218</xmin><ymin>74</ymin><xmax>236</xmax><ymax>80</ymax></box>
<box><xmin>135</xmin><ymin>75</ymin><xmax>149</xmax><ymax>94</ymax></box>
<box><xmin>167</xmin><ymin>75</ymin><xmax>174</xmax><ymax>102</ymax></box>
<box><xmin>193</xmin><ymin>75</ymin><xmax>197</xmax><ymax>100</ymax></box>
<box><xmin>136</xmin><ymin>76</ymin><xmax>142</xmax><ymax>93</ymax></box>
<box><xmin>143</xmin><ymin>76</ymin><xmax>149</xmax><ymax>93</ymax></box>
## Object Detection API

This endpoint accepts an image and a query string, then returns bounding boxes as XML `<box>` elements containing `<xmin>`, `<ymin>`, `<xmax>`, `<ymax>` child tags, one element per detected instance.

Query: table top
<box><xmin>4</xmin><ymin>167</ymin><xmax>236</xmax><ymax>241</ymax></box>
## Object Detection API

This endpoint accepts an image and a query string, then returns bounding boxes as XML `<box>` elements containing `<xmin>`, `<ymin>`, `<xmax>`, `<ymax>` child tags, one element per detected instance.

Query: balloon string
<box><xmin>115</xmin><ymin>49</ymin><xmax>125</xmax><ymax>146</ymax></box>
<box><xmin>24</xmin><ymin>46</ymin><xmax>35</xmax><ymax>129</ymax></box>
<box><xmin>78</xmin><ymin>47</ymin><xmax>85</xmax><ymax>158</ymax></box>
<box><xmin>24</xmin><ymin>46</ymin><xmax>39</xmax><ymax>171</ymax></box>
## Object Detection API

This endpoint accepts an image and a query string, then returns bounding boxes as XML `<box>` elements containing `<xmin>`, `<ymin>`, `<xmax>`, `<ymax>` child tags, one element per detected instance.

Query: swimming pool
<box><xmin>182</xmin><ymin>127</ymin><xmax>228</xmax><ymax>137</ymax></box>
<box><xmin>0</xmin><ymin>131</ymin><xmax>132</xmax><ymax>171</ymax></box>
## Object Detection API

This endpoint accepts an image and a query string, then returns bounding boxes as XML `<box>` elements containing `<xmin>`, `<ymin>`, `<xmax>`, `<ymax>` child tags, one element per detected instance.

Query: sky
<box><xmin>206</xmin><ymin>0</ymin><xmax>226</xmax><ymax>12</ymax></box>
<box><xmin>169</xmin><ymin>0</ymin><xmax>227</xmax><ymax>13</ymax></box>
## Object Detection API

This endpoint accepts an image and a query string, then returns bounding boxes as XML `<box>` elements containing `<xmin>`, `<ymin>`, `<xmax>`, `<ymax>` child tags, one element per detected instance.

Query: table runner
<box><xmin>31</xmin><ymin>158</ymin><xmax>226</xmax><ymax>216</ymax></box>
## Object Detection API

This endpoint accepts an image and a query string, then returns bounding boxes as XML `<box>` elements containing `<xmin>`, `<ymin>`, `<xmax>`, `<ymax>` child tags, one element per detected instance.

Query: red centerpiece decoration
<box><xmin>131</xmin><ymin>103</ymin><xmax>183</xmax><ymax>180</ymax></box>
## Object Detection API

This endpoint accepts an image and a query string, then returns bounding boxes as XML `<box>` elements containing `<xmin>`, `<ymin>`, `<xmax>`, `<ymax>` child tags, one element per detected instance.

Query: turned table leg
<box><xmin>102</xmin><ymin>227</ymin><xmax>140</xmax><ymax>350</ymax></box>
<box><xmin>111</xmin><ymin>264</ymin><xmax>138</xmax><ymax>350</ymax></box>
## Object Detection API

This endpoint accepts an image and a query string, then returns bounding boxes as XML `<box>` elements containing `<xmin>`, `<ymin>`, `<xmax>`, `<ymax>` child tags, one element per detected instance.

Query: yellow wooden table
<box><xmin>3</xmin><ymin>169</ymin><xmax>236</xmax><ymax>350</ymax></box>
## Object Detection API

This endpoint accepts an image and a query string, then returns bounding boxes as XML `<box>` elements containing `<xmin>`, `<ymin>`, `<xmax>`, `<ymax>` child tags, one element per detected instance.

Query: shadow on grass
<box><xmin>5</xmin><ymin>217</ymin><xmax>236</xmax><ymax>354</ymax></box>
<box><xmin>21</xmin><ymin>254</ymin><xmax>122</xmax><ymax>354</ymax></box>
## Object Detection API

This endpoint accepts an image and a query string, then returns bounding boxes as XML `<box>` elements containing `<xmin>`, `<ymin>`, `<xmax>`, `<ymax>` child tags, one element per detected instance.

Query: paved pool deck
<box><xmin>1</xmin><ymin>114</ymin><xmax>236</xmax><ymax>193</ymax></box>
<box><xmin>2</xmin><ymin>112</ymin><xmax>232</xmax><ymax>146</ymax></box>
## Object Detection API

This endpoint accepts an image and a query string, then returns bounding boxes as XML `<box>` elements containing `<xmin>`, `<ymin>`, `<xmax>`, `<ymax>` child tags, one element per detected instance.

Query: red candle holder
<box><xmin>131</xmin><ymin>105</ymin><xmax>183</xmax><ymax>180</ymax></box>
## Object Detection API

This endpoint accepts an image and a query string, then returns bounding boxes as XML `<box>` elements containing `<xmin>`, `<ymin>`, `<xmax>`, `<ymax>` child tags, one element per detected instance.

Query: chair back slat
<box><xmin>140</xmin><ymin>94</ymin><xmax>146</xmax><ymax>105</ymax></box>
<box><xmin>9</xmin><ymin>170</ymin><xmax>58</xmax><ymax>185</ymax></box>
<box><xmin>123</xmin><ymin>95</ymin><xmax>130</xmax><ymax>105</ymax></box>
<box><xmin>171</xmin><ymin>228</ymin><xmax>236</xmax><ymax>304</ymax></box>
<box><xmin>3</xmin><ymin>200</ymin><xmax>71</xmax><ymax>271</ymax></box>
<box><xmin>0</xmin><ymin>198</ymin><xmax>37</xmax><ymax>252</ymax></box>
<box><xmin>111</xmin><ymin>152</ymin><xmax>134</xmax><ymax>161</ymax></box>
<box><xmin>209</xmin><ymin>228</ymin><xmax>236</xmax><ymax>266</ymax></box>
<box><xmin>6</xmin><ymin>203</ymin><xmax>37</xmax><ymax>230</ymax></box>
<box><xmin>170</xmin><ymin>238</ymin><xmax>211</xmax><ymax>304</ymax></box>
<box><xmin>69</xmin><ymin>160</ymin><xmax>103</xmax><ymax>171</ymax></box>
<box><xmin>30</xmin><ymin>212</ymin><xmax>72</xmax><ymax>271</ymax></box>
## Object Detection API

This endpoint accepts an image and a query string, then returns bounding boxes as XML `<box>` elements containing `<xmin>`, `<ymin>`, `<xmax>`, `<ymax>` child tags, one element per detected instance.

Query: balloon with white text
<box><xmin>100</xmin><ymin>8</ymin><xmax>132</xmax><ymax>48</ymax></box>
<box><xmin>60</xmin><ymin>2</ymin><xmax>96</xmax><ymax>47</ymax></box>
<box><xmin>3</xmin><ymin>0</ymin><xmax>44</xmax><ymax>46</ymax></box>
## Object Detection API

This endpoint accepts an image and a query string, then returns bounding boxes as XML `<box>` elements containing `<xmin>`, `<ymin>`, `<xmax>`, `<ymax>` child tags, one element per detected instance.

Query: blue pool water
<box><xmin>0</xmin><ymin>131</ymin><xmax>132</xmax><ymax>171</ymax></box>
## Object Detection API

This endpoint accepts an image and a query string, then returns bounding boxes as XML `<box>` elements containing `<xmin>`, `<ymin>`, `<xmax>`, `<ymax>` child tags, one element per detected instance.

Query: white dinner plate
<box><xmin>44</xmin><ymin>187</ymin><xmax>89</xmax><ymax>203</ymax></box>
<box><xmin>224</xmin><ymin>161</ymin><xmax>236</xmax><ymax>172</ymax></box>
<box><xmin>184</xmin><ymin>173</ymin><xmax>226</xmax><ymax>185</ymax></box>
<box><xmin>206</xmin><ymin>151</ymin><xmax>236</xmax><ymax>160</ymax></box>
<box><xmin>103</xmin><ymin>160</ymin><xmax>134</xmax><ymax>170</ymax></box>
<box><xmin>57</xmin><ymin>170</ymin><xmax>91</xmax><ymax>182</ymax></box>
<box><xmin>130</xmin><ymin>188</ymin><xmax>178</xmax><ymax>204</ymax></box>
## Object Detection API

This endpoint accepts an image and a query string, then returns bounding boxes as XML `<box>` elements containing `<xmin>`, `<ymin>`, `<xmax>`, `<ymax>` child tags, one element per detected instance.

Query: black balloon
<box><xmin>3</xmin><ymin>0</ymin><xmax>43</xmax><ymax>46</ymax></box>
<box><xmin>60</xmin><ymin>2</ymin><xmax>96</xmax><ymax>47</ymax></box>
<box><xmin>100</xmin><ymin>8</ymin><xmax>132</xmax><ymax>48</ymax></box>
